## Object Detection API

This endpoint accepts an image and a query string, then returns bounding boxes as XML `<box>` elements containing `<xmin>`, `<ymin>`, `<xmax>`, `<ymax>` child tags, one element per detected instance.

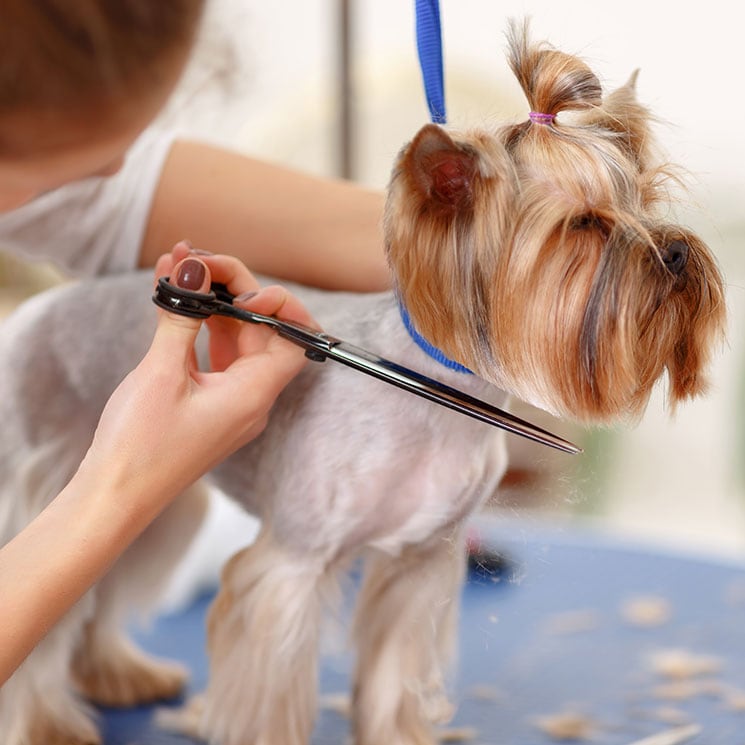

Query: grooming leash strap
<box><xmin>415</xmin><ymin>0</ymin><xmax>446</xmax><ymax>124</ymax></box>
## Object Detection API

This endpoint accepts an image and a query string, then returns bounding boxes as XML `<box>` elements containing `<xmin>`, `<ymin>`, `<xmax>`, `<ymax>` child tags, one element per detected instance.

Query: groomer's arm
<box><xmin>140</xmin><ymin>141</ymin><xmax>389</xmax><ymax>291</ymax></box>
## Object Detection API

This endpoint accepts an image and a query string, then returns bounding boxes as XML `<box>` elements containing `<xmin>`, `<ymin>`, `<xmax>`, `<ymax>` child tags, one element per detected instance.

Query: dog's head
<box><xmin>385</xmin><ymin>21</ymin><xmax>726</xmax><ymax>423</ymax></box>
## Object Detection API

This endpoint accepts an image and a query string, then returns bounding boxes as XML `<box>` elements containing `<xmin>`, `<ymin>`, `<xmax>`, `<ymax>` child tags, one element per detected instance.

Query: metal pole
<box><xmin>337</xmin><ymin>0</ymin><xmax>354</xmax><ymax>180</ymax></box>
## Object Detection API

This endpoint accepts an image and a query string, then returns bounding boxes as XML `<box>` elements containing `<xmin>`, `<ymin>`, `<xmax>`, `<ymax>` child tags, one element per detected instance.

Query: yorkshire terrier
<box><xmin>0</xmin><ymin>22</ymin><xmax>725</xmax><ymax>745</ymax></box>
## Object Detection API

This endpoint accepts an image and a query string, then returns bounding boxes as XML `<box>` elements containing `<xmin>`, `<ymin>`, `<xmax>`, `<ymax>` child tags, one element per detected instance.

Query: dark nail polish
<box><xmin>176</xmin><ymin>259</ymin><xmax>206</xmax><ymax>290</ymax></box>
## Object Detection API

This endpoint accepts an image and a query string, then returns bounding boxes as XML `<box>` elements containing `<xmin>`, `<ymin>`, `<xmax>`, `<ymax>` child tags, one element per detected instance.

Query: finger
<box><xmin>200</xmin><ymin>257</ymin><xmax>270</xmax><ymax>366</ymax></box>
<box><xmin>148</xmin><ymin>257</ymin><xmax>211</xmax><ymax>368</ymax></box>
<box><xmin>237</xmin><ymin>285</ymin><xmax>319</xmax><ymax>329</ymax></box>
<box><xmin>152</xmin><ymin>240</ymin><xmax>194</xmax><ymax>287</ymax></box>
<box><xmin>156</xmin><ymin>249</ymin><xmax>264</xmax><ymax>301</ymax></box>
<box><xmin>171</xmin><ymin>240</ymin><xmax>195</xmax><ymax>264</ymax></box>
<box><xmin>153</xmin><ymin>253</ymin><xmax>173</xmax><ymax>286</ymax></box>
<box><xmin>206</xmin><ymin>315</ymin><xmax>241</xmax><ymax>372</ymax></box>
<box><xmin>229</xmin><ymin>285</ymin><xmax>318</xmax><ymax>359</ymax></box>
<box><xmin>226</xmin><ymin>339</ymin><xmax>309</xmax><ymax>405</ymax></box>
<box><xmin>192</xmin><ymin>254</ymin><xmax>262</xmax><ymax>298</ymax></box>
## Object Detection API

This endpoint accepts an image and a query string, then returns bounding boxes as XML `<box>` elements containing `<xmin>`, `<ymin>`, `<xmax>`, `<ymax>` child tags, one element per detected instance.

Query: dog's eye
<box><xmin>570</xmin><ymin>213</ymin><xmax>604</xmax><ymax>231</ymax></box>
<box><xmin>660</xmin><ymin>240</ymin><xmax>689</xmax><ymax>276</ymax></box>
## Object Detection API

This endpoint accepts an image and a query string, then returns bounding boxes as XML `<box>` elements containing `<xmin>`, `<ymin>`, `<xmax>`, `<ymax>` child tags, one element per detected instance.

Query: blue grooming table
<box><xmin>100</xmin><ymin>518</ymin><xmax>745</xmax><ymax>744</ymax></box>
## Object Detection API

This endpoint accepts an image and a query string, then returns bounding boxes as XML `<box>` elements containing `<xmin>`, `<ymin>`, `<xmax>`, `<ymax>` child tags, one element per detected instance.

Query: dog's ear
<box><xmin>404</xmin><ymin>124</ymin><xmax>476</xmax><ymax>210</ymax></box>
<box><xmin>579</xmin><ymin>70</ymin><xmax>656</xmax><ymax>171</ymax></box>
<box><xmin>654</xmin><ymin>228</ymin><xmax>726</xmax><ymax>407</ymax></box>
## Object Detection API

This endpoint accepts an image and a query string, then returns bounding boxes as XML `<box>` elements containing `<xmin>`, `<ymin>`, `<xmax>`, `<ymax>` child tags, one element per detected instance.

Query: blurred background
<box><xmin>1</xmin><ymin>0</ymin><xmax>743</xmax><ymax>579</ymax></box>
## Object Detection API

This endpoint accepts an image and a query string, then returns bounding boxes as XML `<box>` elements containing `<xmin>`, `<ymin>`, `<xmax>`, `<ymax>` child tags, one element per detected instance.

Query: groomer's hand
<box><xmin>80</xmin><ymin>242</ymin><xmax>314</xmax><ymax>521</ymax></box>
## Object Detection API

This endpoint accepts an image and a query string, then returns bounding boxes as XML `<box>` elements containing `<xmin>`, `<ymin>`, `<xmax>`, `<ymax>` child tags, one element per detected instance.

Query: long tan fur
<box><xmin>386</xmin><ymin>20</ymin><xmax>725</xmax><ymax>423</ymax></box>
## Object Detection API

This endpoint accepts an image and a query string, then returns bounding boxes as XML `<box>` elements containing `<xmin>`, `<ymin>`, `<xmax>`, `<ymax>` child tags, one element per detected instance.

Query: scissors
<box><xmin>152</xmin><ymin>278</ymin><xmax>581</xmax><ymax>455</ymax></box>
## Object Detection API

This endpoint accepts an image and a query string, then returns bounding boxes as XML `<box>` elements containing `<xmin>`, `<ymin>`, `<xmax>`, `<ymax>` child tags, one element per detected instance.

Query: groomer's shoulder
<box><xmin>0</xmin><ymin>127</ymin><xmax>180</xmax><ymax>277</ymax></box>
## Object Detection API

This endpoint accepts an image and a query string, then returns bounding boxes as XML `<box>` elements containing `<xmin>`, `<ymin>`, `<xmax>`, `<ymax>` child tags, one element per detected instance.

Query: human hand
<box><xmin>80</xmin><ymin>243</ymin><xmax>315</xmax><ymax>519</ymax></box>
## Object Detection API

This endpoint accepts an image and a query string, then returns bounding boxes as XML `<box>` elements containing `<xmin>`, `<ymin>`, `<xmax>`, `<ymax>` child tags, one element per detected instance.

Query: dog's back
<box><xmin>0</xmin><ymin>273</ymin><xmax>155</xmax><ymax>541</ymax></box>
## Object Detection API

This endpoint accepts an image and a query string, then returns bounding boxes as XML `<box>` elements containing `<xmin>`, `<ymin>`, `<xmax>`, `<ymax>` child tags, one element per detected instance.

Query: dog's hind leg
<box><xmin>351</xmin><ymin>528</ymin><xmax>467</xmax><ymax>745</ymax></box>
<box><xmin>0</xmin><ymin>435</ymin><xmax>107</xmax><ymax>745</ymax></box>
<box><xmin>0</xmin><ymin>592</ymin><xmax>101</xmax><ymax>745</ymax></box>
<box><xmin>71</xmin><ymin>482</ymin><xmax>210</xmax><ymax>707</ymax></box>
<box><xmin>198</xmin><ymin>526</ymin><xmax>338</xmax><ymax>745</ymax></box>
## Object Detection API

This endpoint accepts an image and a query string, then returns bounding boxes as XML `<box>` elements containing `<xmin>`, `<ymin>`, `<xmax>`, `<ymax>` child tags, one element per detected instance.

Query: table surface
<box><xmin>99</xmin><ymin>518</ymin><xmax>745</xmax><ymax>745</ymax></box>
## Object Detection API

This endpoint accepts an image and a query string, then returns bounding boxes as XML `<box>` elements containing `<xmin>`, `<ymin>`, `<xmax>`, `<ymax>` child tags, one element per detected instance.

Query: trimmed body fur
<box><xmin>0</xmin><ymin>275</ymin><xmax>506</xmax><ymax>745</ymax></box>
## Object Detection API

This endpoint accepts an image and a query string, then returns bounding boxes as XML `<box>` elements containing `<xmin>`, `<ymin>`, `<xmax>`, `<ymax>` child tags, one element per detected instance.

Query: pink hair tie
<box><xmin>529</xmin><ymin>111</ymin><xmax>555</xmax><ymax>124</ymax></box>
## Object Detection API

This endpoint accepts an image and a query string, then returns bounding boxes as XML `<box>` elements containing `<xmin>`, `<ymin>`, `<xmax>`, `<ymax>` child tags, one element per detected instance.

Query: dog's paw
<box><xmin>72</xmin><ymin>634</ymin><xmax>188</xmax><ymax>707</ymax></box>
<box><xmin>156</xmin><ymin>693</ymin><xmax>205</xmax><ymax>738</ymax></box>
<box><xmin>23</xmin><ymin>712</ymin><xmax>102</xmax><ymax>745</ymax></box>
<box><xmin>420</xmin><ymin>673</ymin><xmax>455</xmax><ymax>725</ymax></box>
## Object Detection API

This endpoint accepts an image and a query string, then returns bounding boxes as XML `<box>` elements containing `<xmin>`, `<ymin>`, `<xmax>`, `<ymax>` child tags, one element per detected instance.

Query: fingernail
<box><xmin>233</xmin><ymin>290</ymin><xmax>259</xmax><ymax>303</ymax></box>
<box><xmin>175</xmin><ymin>259</ymin><xmax>206</xmax><ymax>290</ymax></box>
<box><xmin>188</xmin><ymin>246</ymin><xmax>214</xmax><ymax>256</ymax></box>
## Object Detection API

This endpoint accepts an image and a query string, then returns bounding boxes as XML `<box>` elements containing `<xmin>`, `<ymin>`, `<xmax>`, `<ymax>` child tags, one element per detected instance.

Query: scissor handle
<box><xmin>152</xmin><ymin>277</ymin><xmax>259</xmax><ymax>320</ymax></box>
<box><xmin>152</xmin><ymin>278</ymin><xmax>337</xmax><ymax>360</ymax></box>
<box><xmin>152</xmin><ymin>277</ymin><xmax>217</xmax><ymax>318</ymax></box>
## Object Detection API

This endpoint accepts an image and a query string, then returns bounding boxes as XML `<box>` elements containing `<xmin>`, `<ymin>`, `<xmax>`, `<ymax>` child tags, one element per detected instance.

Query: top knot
<box><xmin>507</xmin><ymin>19</ymin><xmax>602</xmax><ymax>120</ymax></box>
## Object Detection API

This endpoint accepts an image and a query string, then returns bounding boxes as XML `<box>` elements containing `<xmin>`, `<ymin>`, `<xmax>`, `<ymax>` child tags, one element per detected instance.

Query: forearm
<box><xmin>0</xmin><ymin>463</ymin><xmax>162</xmax><ymax>684</ymax></box>
<box><xmin>141</xmin><ymin>140</ymin><xmax>390</xmax><ymax>291</ymax></box>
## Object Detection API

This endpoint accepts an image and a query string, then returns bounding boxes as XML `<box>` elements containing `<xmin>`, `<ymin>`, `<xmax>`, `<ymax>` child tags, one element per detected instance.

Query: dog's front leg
<box><xmin>352</xmin><ymin>527</ymin><xmax>466</xmax><ymax>745</ymax></box>
<box><xmin>200</xmin><ymin>526</ymin><xmax>339</xmax><ymax>745</ymax></box>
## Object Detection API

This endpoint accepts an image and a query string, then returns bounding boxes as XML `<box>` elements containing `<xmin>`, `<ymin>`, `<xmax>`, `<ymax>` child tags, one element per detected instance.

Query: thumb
<box><xmin>149</xmin><ymin>258</ymin><xmax>211</xmax><ymax>367</ymax></box>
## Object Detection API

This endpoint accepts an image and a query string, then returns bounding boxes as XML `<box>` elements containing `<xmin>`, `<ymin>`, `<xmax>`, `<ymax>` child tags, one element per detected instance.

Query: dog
<box><xmin>0</xmin><ymin>22</ymin><xmax>726</xmax><ymax>745</ymax></box>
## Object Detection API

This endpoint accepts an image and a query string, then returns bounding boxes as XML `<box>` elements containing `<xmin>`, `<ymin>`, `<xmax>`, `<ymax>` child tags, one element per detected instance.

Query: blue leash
<box><xmin>415</xmin><ymin>0</ymin><xmax>446</xmax><ymax>124</ymax></box>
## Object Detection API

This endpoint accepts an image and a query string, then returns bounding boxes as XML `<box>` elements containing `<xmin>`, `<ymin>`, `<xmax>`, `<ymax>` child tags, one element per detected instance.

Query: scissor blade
<box><xmin>325</xmin><ymin>341</ymin><xmax>582</xmax><ymax>455</ymax></box>
<box><xmin>221</xmin><ymin>306</ymin><xmax>581</xmax><ymax>453</ymax></box>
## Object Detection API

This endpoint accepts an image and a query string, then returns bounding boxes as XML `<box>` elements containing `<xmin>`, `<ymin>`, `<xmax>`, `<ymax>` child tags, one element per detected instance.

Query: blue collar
<box><xmin>399</xmin><ymin>303</ymin><xmax>472</xmax><ymax>374</ymax></box>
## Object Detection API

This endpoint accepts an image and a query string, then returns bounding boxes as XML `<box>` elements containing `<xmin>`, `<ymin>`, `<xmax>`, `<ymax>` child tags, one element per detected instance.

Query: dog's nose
<box><xmin>661</xmin><ymin>240</ymin><xmax>689</xmax><ymax>276</ymax></box>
